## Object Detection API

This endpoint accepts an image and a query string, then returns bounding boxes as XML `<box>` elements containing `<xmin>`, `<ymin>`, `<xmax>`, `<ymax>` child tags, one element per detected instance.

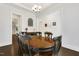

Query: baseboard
<box><xmin>0</xmin><ymin>43</ymin><xmax>12</xmax><ymax>47</ymax></box>
<box><xmin>62</xmin><ymin>44</ymin><xmax>79</xmax><ymax>52</ymax></box>
<box><xmin>0</xmin><ymin>44</ymin><xmax>12</xmax><ymax>48</ymax></box>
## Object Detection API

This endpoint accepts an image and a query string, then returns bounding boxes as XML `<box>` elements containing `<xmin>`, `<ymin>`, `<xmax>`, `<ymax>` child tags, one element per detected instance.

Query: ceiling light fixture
<box><xmin>32</xmin><ymin>5</ymin><xmax>42</xmax><ymax>12</ymax></box>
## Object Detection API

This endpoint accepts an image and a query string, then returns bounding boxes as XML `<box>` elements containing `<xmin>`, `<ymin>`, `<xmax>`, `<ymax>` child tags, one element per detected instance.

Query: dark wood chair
<box><xmin>18</xmin><ymin>33</ymin><xmax>33</xmax><ymax>56</ymax></box>
<box><xmin>18</xmin><ymin>33</ymin><xmax>39</xmax><ymax>56</ymax></box>
<box><xmin>36</xmin><ymin>32</ymin><xmax>42</xmax><ymax>39</ymax></box>
<box><xmin>44</xmin><ymin>32</ymin><xmax>53</xmax><ymax>40</ymax></box>
<box><xmin>18</xmin><ymin>39</ymin><xmax>39</xmax><ymax>56</ymax></box>
<box><xmin>18</xmin><ymin>38</ymin><xmax>30</xmax><ymax>56</ymax></box>
<box><xmin>39</xmin><ymin>46</ymin><xmax>55</xmax><ymax>56</ymax></box>
<box><xmin>12</xmin><ymin>34</ymin><xmax>39</xmax><ymax>56</ymax></box>
<box><xmin>53</xmin><ymin>36</ymin><xmax>62</xmax><ymax>55</ymax></box>
<box><xmin>25</xmin><ymin>32</ymin><xmax>37</xmax><ymax>36</ymax></box>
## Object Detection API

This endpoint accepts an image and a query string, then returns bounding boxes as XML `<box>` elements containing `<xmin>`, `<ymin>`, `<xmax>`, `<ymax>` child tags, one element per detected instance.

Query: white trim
<box><xmin>0</xmin><ymin>43</ymin><xmax>12</xmax><ymax>47</ymax></box>
<box><xmin>13</xmin><ymin>3</ymin><xmax>32</xmax><ymax>12</ymax></box>
<box><xmin>62</xmin><ymin>43</ymin><xmax>79</xmax><ymax>52</ymax></box>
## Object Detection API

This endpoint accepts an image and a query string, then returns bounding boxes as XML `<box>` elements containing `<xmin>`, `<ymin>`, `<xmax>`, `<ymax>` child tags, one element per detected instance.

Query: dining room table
<box><xmin>23</xmin><ymin>35</ymin><xmax>55</xmax><ymax>50</ymax></box>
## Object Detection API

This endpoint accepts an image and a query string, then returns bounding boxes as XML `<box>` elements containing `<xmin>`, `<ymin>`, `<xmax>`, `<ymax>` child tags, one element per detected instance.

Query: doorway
<box><xmin>12</xmin><ymin>14</ymin><xmax>21</xmax><ymax>34</ymax></box>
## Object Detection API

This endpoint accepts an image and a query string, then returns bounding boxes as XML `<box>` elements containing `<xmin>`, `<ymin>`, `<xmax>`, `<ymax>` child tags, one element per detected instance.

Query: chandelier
<box><xmin>32</xmin><ymin>5</ymin><xmax>42</xmax><ymax>12</ymax></box>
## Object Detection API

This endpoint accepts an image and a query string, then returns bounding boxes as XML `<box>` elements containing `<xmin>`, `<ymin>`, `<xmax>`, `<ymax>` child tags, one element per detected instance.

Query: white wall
<box><xmin>9</xmin><ymin>4</ymin><xmax>36</xmax><ymax>32</ymax></box>
<box><xmin>0</xmin><ymin>4</ymin><xmax>36</xmax><ymax>47</ymax></box>
<box><xmin>62</xmin><ymin>4</ymin><xmax>79</xmax><ymax>51</ymax></box>
<box><xmin>39</xmin><ymin>3</ymin><xmax>79</xmax><ymax>52</ymax></box>
<box><xmin>38</xmin><ymin>4</ymin><xmax>62</xmax><ymax>37</ymax></box>
<box><xmin>0</xmin><ymin>4</ymin><xmax>11</xmax><ymax>46</ymax></box>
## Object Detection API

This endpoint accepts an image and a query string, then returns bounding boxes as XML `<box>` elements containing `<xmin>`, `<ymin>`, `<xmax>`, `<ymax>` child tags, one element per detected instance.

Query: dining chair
<box><xmin>18</xmin><ymin>33</ymin><xmax>33</xmax><ymax>56</ymax></box>
<box><xmin>18</xmin><ymin>35</ymin><xmax>29</xmax><ymax>56</ymax></box>
<box><xmin>18</xmin><ymin>40</ymin><xmax>38</xmax><ymax>56</ymax></box>
<box><xmin>36</xmin><ymin>32</ymin><xmax>42</xmax><ymax>39</ymax></box>
<box><xmin>36</xmin><ymin>32</ymin><xmax>42</xmax><ymax>36</ymax></box>
<box><xmin>44</xmin><ymin>32</ymin><xmax>53</xmax><ymax>40</ymax></box>
<box><xmin>53</xmin><ymin>36</ymin><xmax>62</xmax><ymax>55</ymax></box>
<box><xmin>38</xmin><ymin>46</ymin><xmax>55</xmax><ymax>56</ymax></box>
<box><xmin>18</xmin><ymin>33</ymin><xmax>40</xmax><ymax>56</ymax></box>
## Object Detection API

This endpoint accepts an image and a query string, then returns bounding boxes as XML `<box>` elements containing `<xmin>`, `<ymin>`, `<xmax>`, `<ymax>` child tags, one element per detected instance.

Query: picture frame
<box><xmin>52</xmin><ymin>22</ymin><xmax>56</xmax><ymax>26</ymax></box>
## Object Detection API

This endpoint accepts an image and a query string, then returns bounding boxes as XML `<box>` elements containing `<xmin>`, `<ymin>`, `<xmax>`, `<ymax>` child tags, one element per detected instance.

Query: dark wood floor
<box><xmin>59</xmin><ymin>47</ymin><xmax>79</xmax><ymax>56</ymax></box>
<box><xmin>0</xmin><ymin>45</ymin><xmax>79</xmax><ymax>56</ymax></box>
<box><xmin>0</xmin><ymin>45</ymin><xmax>12</xmax><ymax>56</ymax></box>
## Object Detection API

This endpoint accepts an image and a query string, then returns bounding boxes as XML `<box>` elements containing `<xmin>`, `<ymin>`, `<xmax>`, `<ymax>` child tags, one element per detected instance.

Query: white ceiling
<box><xmin>13</xmin><ymin>3</ymin><xmax>52</xmax><ymax>12</ymax></box>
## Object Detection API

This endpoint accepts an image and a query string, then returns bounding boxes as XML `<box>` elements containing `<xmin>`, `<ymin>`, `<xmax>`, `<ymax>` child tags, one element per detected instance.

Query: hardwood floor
<box><xmin>0</xmin><ymin>45</ymin><xmax>79</xmax><ymax>56</ymax></box>
<box><xmin>0</xmin><ymin>45</ymin><xmax>12</xmax><ymax>56</ymax></box>
<box><xmin>59</xmin><ymin>47</ymin><xmax>79</xmax><ymax>56</ymax></box>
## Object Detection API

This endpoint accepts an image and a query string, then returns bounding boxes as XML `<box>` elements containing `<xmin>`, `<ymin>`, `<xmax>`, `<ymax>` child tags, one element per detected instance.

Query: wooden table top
<box><xmin>24</xmin><ymin>36</ymin><xmax>55</xmax><ymax>48</ymax></box>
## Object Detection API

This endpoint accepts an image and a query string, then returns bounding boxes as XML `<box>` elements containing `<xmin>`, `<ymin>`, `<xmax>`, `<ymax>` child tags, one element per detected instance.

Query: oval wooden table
<box><xmin>23</xmin><ymin>36</ymin><xmax>55</xmax><ymax>56</ymax></box>
<box><xmin>24</xmin><ymin>36</ymin><xmax>55</xmax><ymax>49</ymax></box>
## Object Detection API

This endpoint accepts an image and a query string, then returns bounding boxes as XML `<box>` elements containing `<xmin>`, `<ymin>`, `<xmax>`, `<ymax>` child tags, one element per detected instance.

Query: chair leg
<box><xmin>28</xmin><ymin>46</ymin><xmax>32</xmax><ymax>56</ymax></box>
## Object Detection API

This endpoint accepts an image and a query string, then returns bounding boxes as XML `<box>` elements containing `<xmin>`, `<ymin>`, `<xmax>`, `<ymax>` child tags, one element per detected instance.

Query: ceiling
<box><xmin>13</xmin><ymin>3</ymin><xmax>53</xmax><ymax>12</ymax></box>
